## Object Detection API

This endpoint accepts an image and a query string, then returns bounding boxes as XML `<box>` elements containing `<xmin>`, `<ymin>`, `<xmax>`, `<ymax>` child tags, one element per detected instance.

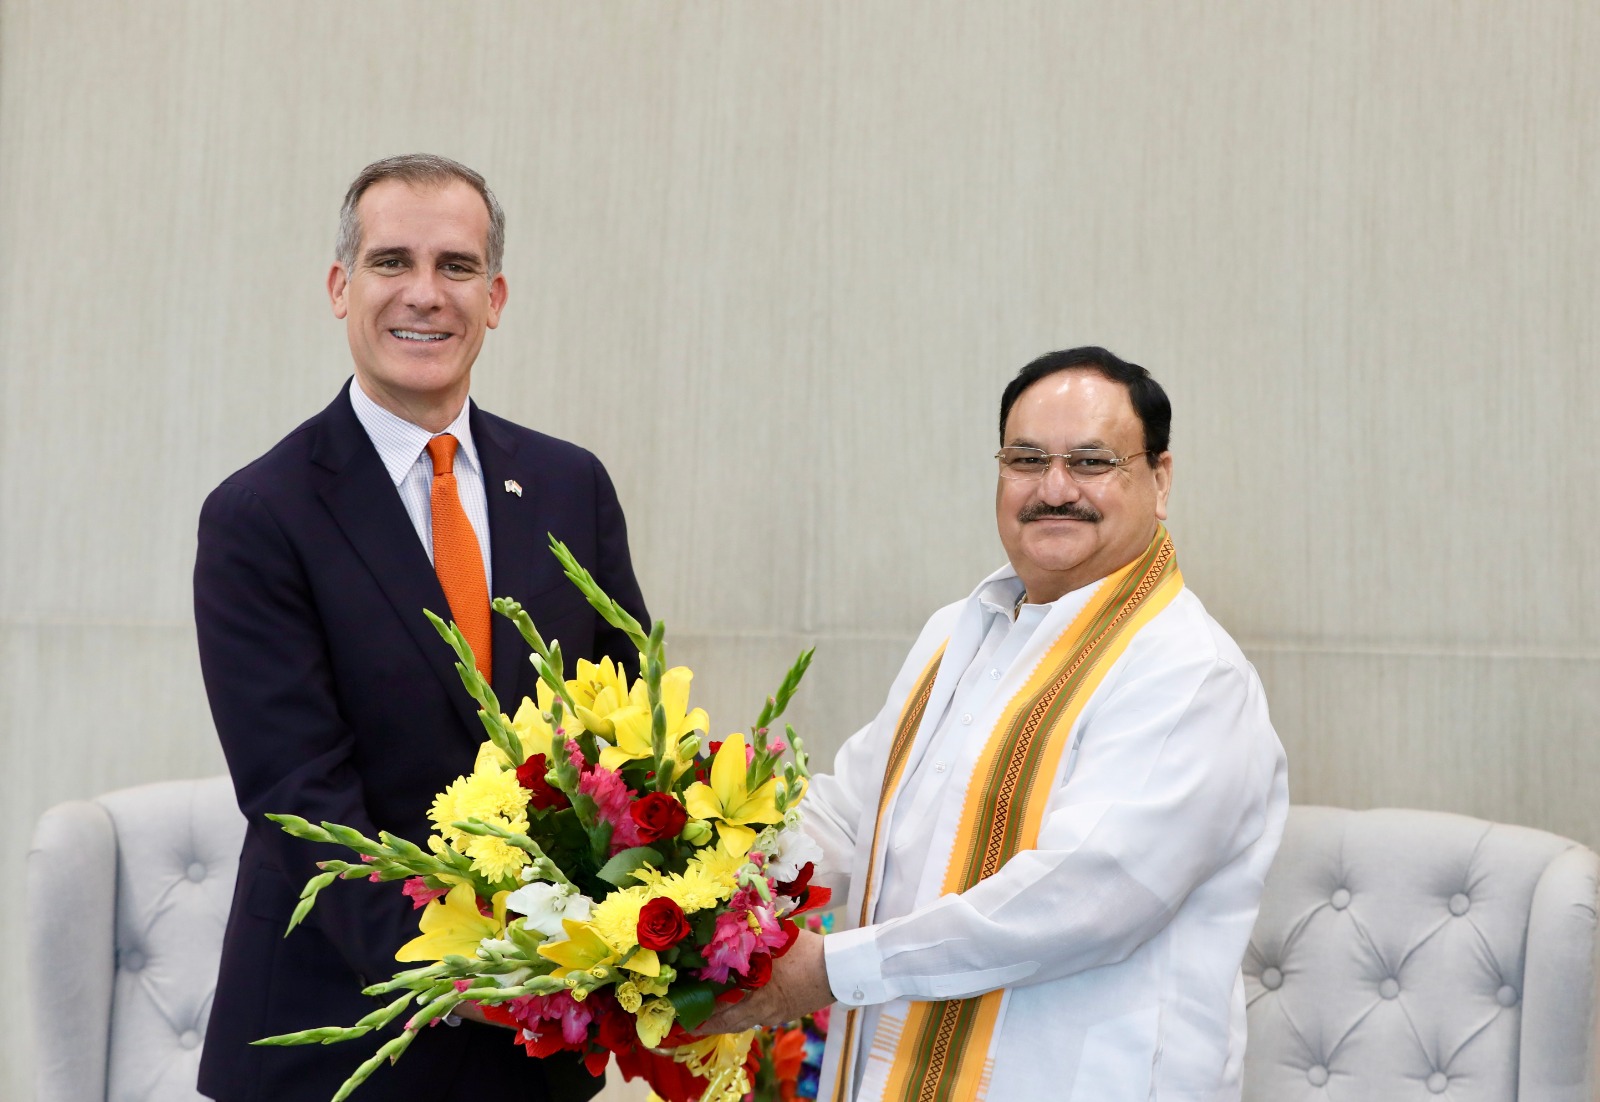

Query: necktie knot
<box><xmin>426</xmin><ymin>434</ymin><xmax>458</xmax><ymax>476</ymax></box>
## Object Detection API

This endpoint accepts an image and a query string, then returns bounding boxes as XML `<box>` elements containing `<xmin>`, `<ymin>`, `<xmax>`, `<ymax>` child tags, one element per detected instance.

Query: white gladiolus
<box><xmin>505</xmin><ymin>881</ymin><xmax>593</xmax><ymax>938</ymax></box>
<box><xmin>763</xmin><ymin>823</ymin><xmax>822</xmax><ymax>884</ymax></box>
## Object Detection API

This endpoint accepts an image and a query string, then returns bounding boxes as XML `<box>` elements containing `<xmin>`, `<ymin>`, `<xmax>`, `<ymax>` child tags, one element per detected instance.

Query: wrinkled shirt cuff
<box><xmin>824</xmin><ymin>923</ymin><xmax>889</xmax><ymax>1006</ymax></box>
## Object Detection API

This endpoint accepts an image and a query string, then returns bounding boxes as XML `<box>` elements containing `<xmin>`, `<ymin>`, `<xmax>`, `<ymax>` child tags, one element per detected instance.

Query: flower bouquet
<box><xmin>257</xmin><ymin>537</ymin><xmax>830</xmax><ymax>1102</ymax></box>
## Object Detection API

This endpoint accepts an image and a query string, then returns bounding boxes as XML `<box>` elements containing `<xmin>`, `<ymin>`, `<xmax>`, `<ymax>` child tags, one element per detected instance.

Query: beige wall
<box><xmin>3</xmin><ymin>1</ymin><xmax>1596</xmax><ymax>1097</ymax></box>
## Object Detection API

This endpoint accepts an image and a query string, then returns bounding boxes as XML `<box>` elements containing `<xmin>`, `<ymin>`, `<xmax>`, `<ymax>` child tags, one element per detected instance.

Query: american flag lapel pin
<box><xmin>504</xmin><ymin>479</ymin><xmax>523</xmax><ymax>497</ymax></box>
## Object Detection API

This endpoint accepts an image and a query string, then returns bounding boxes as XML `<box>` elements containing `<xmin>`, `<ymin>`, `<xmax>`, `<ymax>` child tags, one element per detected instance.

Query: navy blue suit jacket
<box><xmin>194</xmin><ymin>383</ymin><xmax>647</xmax><ymax>1102</ymax></box>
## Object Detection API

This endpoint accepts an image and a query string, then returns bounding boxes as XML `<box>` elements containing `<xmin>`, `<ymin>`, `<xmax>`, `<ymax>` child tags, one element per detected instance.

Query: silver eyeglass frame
<box><xmin>994</xmin><ymin>446</ymin><xmax>1154</xmax><ymax>483</ymax></box>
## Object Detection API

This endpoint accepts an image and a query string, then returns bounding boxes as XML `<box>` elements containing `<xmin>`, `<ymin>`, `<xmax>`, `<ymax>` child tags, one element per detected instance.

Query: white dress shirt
<box><xmin>806</xmin><ymin>560</ymin><xmax>1289</xmax><ymax>1101</ymax></box>
<box><xmin>348</xmin><ymin>381</ymin><xmax>492</xmax><ymax>592</ymax></box>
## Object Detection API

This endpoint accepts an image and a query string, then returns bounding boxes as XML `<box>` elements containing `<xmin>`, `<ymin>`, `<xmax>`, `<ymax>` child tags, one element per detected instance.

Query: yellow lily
<box><xmin>536</xmin><ymin>919</ymin><xmax>618</xmax><ymax>978</ymax></box>
<box><xmin>503</xmin><ymin>681</ymin><xmax>561</xmax><ymax>762</ymax></box>
<box><xmin>395</xmin><ymin>885</ymin><xmax>508</xmax><ymax>963</ymax></box>
<box><xmin>567</xmin><ymin>657</ymin><xmax>634</xmax><ymax>740</ymax></box>
<box><xmin>682</xmin><ymin>733</ymin><xmax>787</xmax><ymax>857</ymax></box>
<box><xmin>598</xmin><ymin>667</ymin><xmax>709</xmax><ymax>775</ymax></box>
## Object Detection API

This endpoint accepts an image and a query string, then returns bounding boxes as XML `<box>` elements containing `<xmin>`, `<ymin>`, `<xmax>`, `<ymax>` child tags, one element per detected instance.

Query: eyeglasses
<box><xmin>995</xmin><ymin>446</ymin><xmax>1152</xmax><ymax>482</ymax></box>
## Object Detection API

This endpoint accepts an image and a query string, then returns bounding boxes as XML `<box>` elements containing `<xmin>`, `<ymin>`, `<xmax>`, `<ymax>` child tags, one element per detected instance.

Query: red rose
<box><xmin>515</xmin><ymin>754</ymin><xmax>570</xmax><ymax>811</ymax></box>
<box><xmin>636</xmin><ymin>896</ymin><xmax>692</xmax><ymax>951</ymax></box>
<box><xmin>630</xmin><ymin>792</ymin><xmax>689</xmax><ymax>844</ymax></box>
<box><xmin>736</xmin><ymin>953</ymin><xmax>773</xmax><ymax>990</ymax></box>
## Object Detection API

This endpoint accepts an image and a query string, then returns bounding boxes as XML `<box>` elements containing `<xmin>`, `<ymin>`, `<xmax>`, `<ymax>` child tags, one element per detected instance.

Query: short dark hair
<box><xmin>335</xmin><ymin>153</ymin><xmax>506</xmax><ymax>277</ymax></box>
<box><xmin>998</xmin><ymin>346</ymin><xmax>1171</xmax><ymax>460</ymax></box>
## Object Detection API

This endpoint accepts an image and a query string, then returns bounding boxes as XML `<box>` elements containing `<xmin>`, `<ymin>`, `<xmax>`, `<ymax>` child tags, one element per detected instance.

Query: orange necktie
<box><xmin>426</xmin><ymin>434</ymin><xmax>492</xmax><ymax>680</ymax></box>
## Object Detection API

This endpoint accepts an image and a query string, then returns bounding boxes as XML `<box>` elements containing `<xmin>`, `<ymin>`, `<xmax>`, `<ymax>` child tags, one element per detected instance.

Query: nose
<box><xmin>399</xmin><ymin>267</ymin><xmax>447</xmax><ymax>311</ymax></box>
<box><xmin>1035</xmin><ymin>457</ymin><xmax>1082</xmax><ymax>505</ymax></box>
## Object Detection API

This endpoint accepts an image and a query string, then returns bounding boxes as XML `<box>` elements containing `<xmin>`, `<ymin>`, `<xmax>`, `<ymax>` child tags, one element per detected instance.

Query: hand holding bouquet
<box><xmin>257</xmin><ymin>538</ymin><xmax>829</xmax><ymax>1102</ymax></box>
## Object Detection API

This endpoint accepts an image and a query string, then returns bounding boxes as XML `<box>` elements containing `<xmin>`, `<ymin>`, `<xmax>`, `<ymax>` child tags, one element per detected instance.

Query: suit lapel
<box><xmin>311</xmin><ymin>384</ymin><xmax>481</xmax><ymax>741</ymax></box>
<box><xmin>474</xmin><ymin>403</ymin><xmax>572</xmax><ymax>705</ymax></box>
<box><xmin>476</xmin><ymin>408</ymin><xmax>526</xmax><ymax>702</ymax></box>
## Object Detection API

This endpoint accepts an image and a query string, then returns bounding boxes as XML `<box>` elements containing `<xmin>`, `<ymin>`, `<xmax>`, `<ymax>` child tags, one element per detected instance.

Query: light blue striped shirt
<box><xmin>348</xmin><ymin>381</ymin><xmax>492</xmax><ymax>591</ymax></box>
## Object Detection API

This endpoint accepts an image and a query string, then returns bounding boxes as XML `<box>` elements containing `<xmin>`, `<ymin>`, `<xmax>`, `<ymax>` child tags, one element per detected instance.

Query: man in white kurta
<box><xmin>703</xmin><ymin>347</ymin><xmax>1288</xmax><ymax>1101</ymax></box>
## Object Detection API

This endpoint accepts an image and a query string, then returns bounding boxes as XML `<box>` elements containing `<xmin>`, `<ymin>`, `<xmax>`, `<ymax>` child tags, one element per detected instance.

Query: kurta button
<box><xmin>934</xmin><ymin>761</ymin><xmax>947</xmax><ymax>773</ymax></box>
<box><xmin>852</xmin><ymin>989</ymin><xmax>863</xmax><ymax>1001</ymax></box>
<box><xmin>1427</xmin><ymin>1072</ymin><xmax>1447</xmax><ymax>1093</ymax></box>
<box><xmin>1260</xmin><ymin>967</ymin><xmax>1282</xmax><ymax>990</ymax></box>
<box><xmin>179</xmin><ymin>1029</ymin><xmax>200</xmax><ymax>1049</ymax></box>
<box><xmin>1449</xmin><ymin>893</ymin><xmax>1470</xmax><ymax>916</ymax></box>
<box><xmin>1379</xmin><ymin>978</ymin><xmax>1399</xmax><ymax>999</ymax></box>
<box><xmin>1497</xmin><ymin>985</ymin><xmax>1519</xmax><ymax>1007</ymax></box>
<box><xmin>186</xmin><ymin>862</ymin><xmax>207</xmax><ymax>883</ymax></box>
<box><xmin>961</xmin><ymin>713</ymin><xmax>973</xmax><ymax>725</ymax></box>
<box><xmin>1307</xmin><ymin>1065</ymin><xmax>1329</xmax><ymax>1087</ymax></box>
<box><xmin>1330</xmin><ymin>889</ymin><xmax>1351</xmax><ymax>910</ymax></box>
<box><xmin>989</xmin><ymin>669</ymin><xmax>1000</xmax><ymax>680</ymax></box>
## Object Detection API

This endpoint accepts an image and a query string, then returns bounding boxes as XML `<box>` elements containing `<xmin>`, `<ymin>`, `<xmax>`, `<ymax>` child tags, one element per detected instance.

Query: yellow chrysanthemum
<box><xmin>429</xmin><ymin>758</ymin><xmax>532</xmax><ymax>882</ymax></box>
<box><xmin>589</xmin><ymin>886</ymin><xmax>649</xmax><ymax>954</ymax></box>
<box><xmin>628</xmin><ymin>845</ymin><xmax>743</xmax><ymax>915</ymax></box>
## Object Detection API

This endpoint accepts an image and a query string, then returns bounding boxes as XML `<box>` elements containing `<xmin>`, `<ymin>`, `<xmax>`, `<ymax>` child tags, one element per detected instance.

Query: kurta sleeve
<box><xmin>822</xmin><ymin>637</ymin><xmax>1285</xmax><ymax>1007</ymax></box>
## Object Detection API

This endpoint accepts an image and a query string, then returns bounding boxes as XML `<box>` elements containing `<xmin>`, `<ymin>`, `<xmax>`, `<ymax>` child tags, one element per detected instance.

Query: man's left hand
<box><xmin>696</xmin><ymin>929</ymin><xmax>835</xmax><ymax>1034</ymax></box>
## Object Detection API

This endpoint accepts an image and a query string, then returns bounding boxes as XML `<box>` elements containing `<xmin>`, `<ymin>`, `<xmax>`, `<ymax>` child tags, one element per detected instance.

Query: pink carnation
<box><xmin>697</xmin><ymin>887</ymin><xmax>788</xmax><ymax>984</ymax></box>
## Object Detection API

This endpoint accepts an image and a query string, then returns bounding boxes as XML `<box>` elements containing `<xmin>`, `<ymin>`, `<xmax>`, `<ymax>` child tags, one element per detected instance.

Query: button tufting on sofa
<box><xmin>29</xmin><ymin>775</ymin><xmax>246</xmax><ymax>1102</ymax></box>
<box><xmin>1243</xmin><ymin>806</ymin><xmax>1600</xmax><ymax>1102</ymax></box>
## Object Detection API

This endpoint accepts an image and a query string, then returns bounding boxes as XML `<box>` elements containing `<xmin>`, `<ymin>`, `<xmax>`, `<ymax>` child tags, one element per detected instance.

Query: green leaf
<box><xmin>666</xmin><ymin>979</ymin><xmax>720</xmax><ymax>1031</ymax></box>
<box><xmin>595</xmin><ymin>845</ymin><xmax>662</xmax><ymax>887</ymax></box>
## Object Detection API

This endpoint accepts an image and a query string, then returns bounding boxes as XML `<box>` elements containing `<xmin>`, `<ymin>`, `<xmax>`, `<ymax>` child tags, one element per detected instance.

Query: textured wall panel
<box><xmin>3</xmin><ymin>2</ymin><xmax>1596</xmax><ymax>1097</ymax></box>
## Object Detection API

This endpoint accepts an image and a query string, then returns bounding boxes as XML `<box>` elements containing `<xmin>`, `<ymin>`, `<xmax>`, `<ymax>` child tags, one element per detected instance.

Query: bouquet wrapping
<box><xmin>258</xmin><ymin>538</ymin><xmax>829</xmax><ymax>1102</ymax></box>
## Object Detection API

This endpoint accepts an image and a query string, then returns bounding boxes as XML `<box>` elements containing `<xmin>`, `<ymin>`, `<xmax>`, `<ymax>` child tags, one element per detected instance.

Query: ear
<box><xmin>486</xmin><ymin>273</ymin><xmax>508</xmax><ymax>329</ymax></box>
<box><xmin>1152</xmin><ymin>452</ymin><xmax>1173</xmax><ymax>521</ymax></box>
<box><xmin>327</xmin><ymin>263</ymin><xmax>350</xmax><ymax>319</ymax></box>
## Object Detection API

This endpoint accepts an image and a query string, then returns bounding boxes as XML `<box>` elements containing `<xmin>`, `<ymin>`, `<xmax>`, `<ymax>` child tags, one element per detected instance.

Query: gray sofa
<box><xmin>27</xmin><ymin>782</ymin><xmax>1600</xmax><ymax>1101</ymax></box>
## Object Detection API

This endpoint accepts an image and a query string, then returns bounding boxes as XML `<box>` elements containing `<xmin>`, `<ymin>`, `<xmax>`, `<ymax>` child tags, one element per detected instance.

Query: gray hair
<box><xmin>334</xmin><ymin>153</ymin><xmax>506</xmax><ymax>277</ymax></box>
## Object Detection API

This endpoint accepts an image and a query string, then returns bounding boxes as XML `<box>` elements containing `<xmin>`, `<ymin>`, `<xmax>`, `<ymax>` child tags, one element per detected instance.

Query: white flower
<box><xmin>762</xmin><ymin>823</ymin><xmax>822</xmax><ymax>884</ymax></box>
<box><xmin>504</xmin><ymin>881</ymin><xmax>594</xmax><ymax>938</ymax></box>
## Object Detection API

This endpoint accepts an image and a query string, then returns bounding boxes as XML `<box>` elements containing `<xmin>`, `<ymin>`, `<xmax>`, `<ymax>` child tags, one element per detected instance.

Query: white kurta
<box><xmin>806</xmin><ymin>561</ymin><xmax>1289</xmax><ymax>1101</ymax></box>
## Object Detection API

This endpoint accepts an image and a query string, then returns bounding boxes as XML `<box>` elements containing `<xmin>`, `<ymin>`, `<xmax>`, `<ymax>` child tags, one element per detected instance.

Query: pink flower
<box><xmin>493</xmin><ymin>991</ymin><xmax>595</xmax><ymax>1046</ymax></box>
<box><xmin>401</xmin><ymin>877</ymin><xmax>449</xmax><ymax>909</ymax></box>
<box><xmin>697</xmin><ymin>887</ymin><xmax>789</xmax><ymax>984</ymax></box>
<box><xmin>578</xmin><ymin>764</ymin><xmax>645</xmax><ymax>854</ymax></box>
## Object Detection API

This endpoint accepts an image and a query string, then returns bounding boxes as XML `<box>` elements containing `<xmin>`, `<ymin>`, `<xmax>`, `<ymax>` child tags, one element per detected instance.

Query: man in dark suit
<box><xmin>194</xmin><ymin>154</ymin><xmax>647</xmax><ymax>1102</ymax></box>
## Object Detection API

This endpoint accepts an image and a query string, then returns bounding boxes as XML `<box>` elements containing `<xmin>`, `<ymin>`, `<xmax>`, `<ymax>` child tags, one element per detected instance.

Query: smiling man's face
<box><xmin>328</xmin><ymin>178</ymin><xmax>507</xmax><ymax>430</ymax></box>
<box><xmin>996</xmin><ymin>369</ymin><xmax>1172</xmax><ymax>603</ymax></box>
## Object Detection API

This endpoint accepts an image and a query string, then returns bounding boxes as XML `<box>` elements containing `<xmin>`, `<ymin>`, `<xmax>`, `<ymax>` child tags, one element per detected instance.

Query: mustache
<box><xmin>1018</xmin><ymin>502</ymin><xmax>1101</xmax><ymax>523</ymax></box>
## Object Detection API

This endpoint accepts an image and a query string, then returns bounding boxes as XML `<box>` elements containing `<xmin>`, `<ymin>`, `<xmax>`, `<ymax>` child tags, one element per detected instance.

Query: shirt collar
<box><xmin>348</xmin><ymin>380</ymin><xmax>482</xmax><ymax>487</ymax></box>
<box><xmin>972</xmin><ymin>562</ymin><xmax>1112</xmax><ymax>624</ymax></box>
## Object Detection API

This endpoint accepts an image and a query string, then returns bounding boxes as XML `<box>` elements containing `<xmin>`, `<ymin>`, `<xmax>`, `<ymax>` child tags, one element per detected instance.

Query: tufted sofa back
<box><xmin>1243</xmin><ymin>806</ymin><xmax>1600</xmax><ymax>1102</ymax></box>
<box><xmin>28</xmin><ymin>775</ymin><xmax>245</xmax><ymax>1102</ymax></box>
